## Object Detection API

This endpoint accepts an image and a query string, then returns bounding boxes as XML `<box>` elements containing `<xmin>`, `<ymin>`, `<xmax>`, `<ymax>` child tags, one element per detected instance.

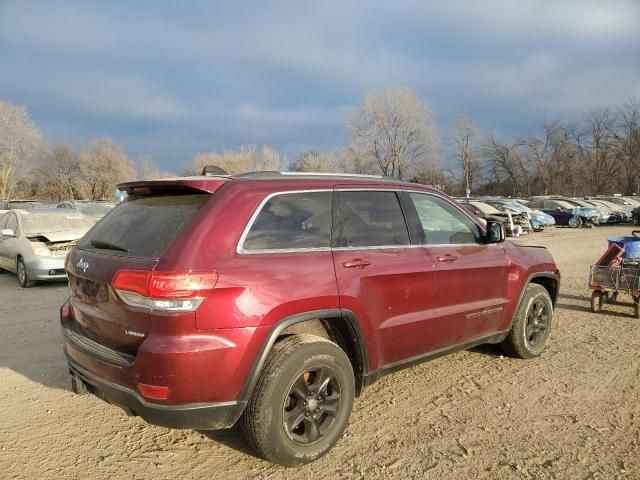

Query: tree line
<box><xmin>2</xmin><ymin>90</ymin><xmax>638</xmax><ymax>201</ymax></box>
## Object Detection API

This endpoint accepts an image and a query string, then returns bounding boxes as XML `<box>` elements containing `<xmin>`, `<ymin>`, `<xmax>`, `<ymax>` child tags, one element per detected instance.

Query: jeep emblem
<box><xmin>76</xmin><ymin>258</ymin><xmax>89</xmax><ymax>273</ymax></box>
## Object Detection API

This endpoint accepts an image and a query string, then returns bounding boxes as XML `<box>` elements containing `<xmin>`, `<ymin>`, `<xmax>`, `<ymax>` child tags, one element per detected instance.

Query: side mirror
<box><xmin>486</xmin><ymin>221</ymin><xmax>505</xmax><ymax>243</ymax></box>
<box><xmin>1</xmin><ymin>228</ymin><xmax>15</xmax><ymax>237</ymax></box>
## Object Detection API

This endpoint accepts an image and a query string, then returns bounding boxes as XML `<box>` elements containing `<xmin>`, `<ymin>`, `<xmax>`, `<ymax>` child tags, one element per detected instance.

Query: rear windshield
<box><xmin>78</xmin><ymin>194</ymin><xmax>209</xmax><ymax>258</ymax></box>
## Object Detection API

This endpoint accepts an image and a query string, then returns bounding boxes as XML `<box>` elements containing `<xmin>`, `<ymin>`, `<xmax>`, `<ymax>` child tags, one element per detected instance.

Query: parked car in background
<box><xmin>479</xmin><ymin>199</ymin><xmax>532</xmax><ymax>234</ymax></box>
<box><xmin>568</xmin><ymin>199</ymin><xmax>613</xmax><ymax>224</ymax></box>
<box><xmin>0</xmin><ymin>200</ymin><xmax>46</xmax><ymax>210</ymax></box>
<box><xmin>515</xmin><ymin>201</ymin><xmax>557</xmax><ymax>231</ymax></box>
<box><xmin>632</xmin><ymin>205</ymin><xmax>640</xmax><ymax>225</ymax></box>
<box><xmin>60</xmin><ymin>171</ymin><xmax>560</xmax><ymax>466</ymax></box>
<box><xmin>576</xmin><ymin>199</ymin><xmax>625</xmax><ymax>224</ymax></box>
<box><xmin>57</xmin><ymin>200</ymin><xmax>115</xmax><ymax>222</ymax></box>
<box><xmin>585</xmin><ymin>196</ymin><xmax>638</xmax><ymax>221</ymax></box>
<box><xmin>586</xmin><ymin>199</ymin><xmax>631</xmax><ymax>223</ymax></box>
<box><xmin>528</xmin><ymin>197</ymin><xmax>599</xmax><ymax>228</ymax></box>
<box><xmin>596</xmin><ymin>196</ymin><xmax>640</xmax><ymax>209</ymax></box>
<box><xmin>457</xmin><ymin>199</ymin><xmax>525</xmax><ymax>236</ymax></box>
<box><xmin>560</xmin><ymin>198</ymin><xmax>608</xmax><ymax>225</ymax></box>
<box><xmin>0</xmin><ymin>209</ymin><xmax>94</xmax><ymax>287</ymax></box>
<box><xmin>550</xmin><ymin>197</ymin><xmax>602</xmax><ymax>225</ymax></box>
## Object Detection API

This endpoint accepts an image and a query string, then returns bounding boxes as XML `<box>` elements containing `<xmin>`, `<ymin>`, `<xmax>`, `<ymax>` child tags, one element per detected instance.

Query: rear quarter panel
<box><xmin>156</xmin><ymin>181</ymin><xmax>341</xmax><ymax>330</ymax></box>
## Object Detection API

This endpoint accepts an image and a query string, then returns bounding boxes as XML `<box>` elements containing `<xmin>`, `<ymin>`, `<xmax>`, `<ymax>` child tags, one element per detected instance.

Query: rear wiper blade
<box><xmin>89</xmin><ymin>239</ymin><xmax>129</xmax><ymax>253</ymax></box>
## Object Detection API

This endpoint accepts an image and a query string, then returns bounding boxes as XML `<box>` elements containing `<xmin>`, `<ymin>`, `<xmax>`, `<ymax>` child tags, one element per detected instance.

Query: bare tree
<box><xmin>186</xmin><ymin>144</ymin><xmax>285</xmax><ymax>176</ymax></box>
<box><xmin>36</xmin><ymin>144</ymin><xmax>83</xmax><ymax>200</ymax></box>
<box><xmin>575</xmin><ymin>108</ymin><xmax>619</xmax><ymax>194</ymax></box>
<box><xmin>0</xmin><ymin>100</ymin><xmax>42</xmax><ymax>198</ymax></box>
<box><xmin>484</xmin><ymin>134</ymin><xmax>529</xmax><ymax>196</ymax></box>
<box><xmin>616</xmin><ymin>99</ymin><xmax>640</xmax><ymax>194</ymax></box>
<box><xmin>135</xmin><ymin>155</ymin><xmax>170</xmax><ymax>180</ymax></box>
<box><xmin>451</xmin><ymin>118</ymin><xmax>483</xmax><ymax>194</ymax></box>
<box><xmin>519</xmin><ymin>120</ymin><xmax>565</xmax><ymax>195</ymax></box>
<box><xmin>348</xmin><ymin>87</ymin><xmax>439</xmax><ymax>180</ymax></box>
<box><xmin>292</xmin><ymin>150</ymin><xmax>343</xmax><ymax>173</ymax></box>
<box><xmin>79</xmin><ymin>138</ymin><xmax>135</xmax><ymax>199</ymax></box>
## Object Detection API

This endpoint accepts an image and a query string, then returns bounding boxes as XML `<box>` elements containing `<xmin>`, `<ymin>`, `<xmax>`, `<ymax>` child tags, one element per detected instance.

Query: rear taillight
<box><xmin>112</xmin><ymin>270</ymin><xmax>218</xmax><ymax>312</ymax></box>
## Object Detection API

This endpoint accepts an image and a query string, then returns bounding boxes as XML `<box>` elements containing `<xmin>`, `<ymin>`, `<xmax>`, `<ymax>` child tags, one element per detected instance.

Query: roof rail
<box><xmin>233</xmin><ymin>171</ymin><xmax>283</xmax><ymax>178</ymax></box>
<box><xmin>279</xmin><ymin>172</ymin><xmax>384</xmax><ymax>179</ymax></box>
<box><xmin>232</xmin><ymin>171</ymin><xmax>387</xmax><ymax>179</ymax></box>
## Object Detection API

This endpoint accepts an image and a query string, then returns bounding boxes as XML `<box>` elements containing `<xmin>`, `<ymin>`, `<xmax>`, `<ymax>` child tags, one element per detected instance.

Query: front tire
<box><xmin>568</xmin><ymin>216</ymin><xmax>582</xmax><ymax>228</ymax></box>
<box><xmin>502</xmin><ymin>284</ymin><xmax>553</xmax><ymax>359</ymax></box>
<box><xmin>17</xmin><ymin>257</ymin><xmax>34</xmax><ymax>288</ymax></box>
<box><xmin>241</xmin><ymin>334</ymin><xmax>355</xmax><ymax>466</ymax></box>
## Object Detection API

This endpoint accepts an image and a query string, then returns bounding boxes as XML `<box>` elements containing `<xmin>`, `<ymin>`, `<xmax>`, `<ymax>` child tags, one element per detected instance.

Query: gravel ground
<box><xmin>1</xmin><ymin>225</ymin><xmax>639</xmax><ymax>479</ymax></box>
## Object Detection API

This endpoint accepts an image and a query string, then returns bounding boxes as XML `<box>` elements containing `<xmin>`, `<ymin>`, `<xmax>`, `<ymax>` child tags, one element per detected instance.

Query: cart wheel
<box><xmin>605</xmin><ymin>292</ymin><xmax>618</xmax><ymax>304</ymax></box>
<box><xmin>590</xmin><ymin>291</ymin><xmax>603</xmax><ymax>313</ymax></box>
<box><xmin>634</xmin><ymin>298</ymin><xmax>640</xmax><ymax>319</ymax></box>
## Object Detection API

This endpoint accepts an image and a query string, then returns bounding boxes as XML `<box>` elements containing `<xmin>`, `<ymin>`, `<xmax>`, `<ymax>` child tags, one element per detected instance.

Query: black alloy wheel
<box><xmin>283</xmin><ymin>366</ymin><xmax>342</xmax><ymax>445</ymax></box>
<box><xmin>525</xmin><ymin>298</ymin><xmax>549</xmax><ymax>348</ymax></box>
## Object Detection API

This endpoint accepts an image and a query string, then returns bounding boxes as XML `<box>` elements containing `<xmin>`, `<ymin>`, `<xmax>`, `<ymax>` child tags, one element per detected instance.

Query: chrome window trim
<box><xmin>332</xmin><ymin>244</ymin><xmax>424</xmax><ymax>252</ymax></box>
<box><xmin>236</xmin><ymin>189</ymin><xmax>334</xmax><ymax>255</ymax></box>
<box><xmin>236</xmin><ymin>187</ymin><xmax>489</xmax><ymax>255</ymax></box>
<box><xmin>405</xmin><ymin>190</ymin><xmax>487</xmax><ymax>245</ymax></box>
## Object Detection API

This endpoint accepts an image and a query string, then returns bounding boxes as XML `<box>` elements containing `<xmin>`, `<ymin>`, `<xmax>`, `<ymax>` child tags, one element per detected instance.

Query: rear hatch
<box><xmin>66</xmin><ymin>184</ymin><xmax>222</xmax><ymax>354</ymax></box>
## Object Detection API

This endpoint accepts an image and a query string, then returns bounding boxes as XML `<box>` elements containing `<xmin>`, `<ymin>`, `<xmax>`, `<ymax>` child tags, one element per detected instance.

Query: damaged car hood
<box><xmin>27</xmin><ymin>231</ymin><xmax>86</xmax><ymax>242</ymax></box>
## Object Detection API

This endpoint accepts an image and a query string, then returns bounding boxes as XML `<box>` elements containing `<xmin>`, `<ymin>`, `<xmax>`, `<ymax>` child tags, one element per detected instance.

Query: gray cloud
<box><xmin>0</xmin><ymin>0</ymin><xmax>638</xmax><ymax>171</ymax></box>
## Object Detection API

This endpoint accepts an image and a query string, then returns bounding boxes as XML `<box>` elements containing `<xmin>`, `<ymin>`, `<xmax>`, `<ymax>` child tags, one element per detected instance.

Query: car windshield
<box><xmin>77</xmin><ymin>203</ymin><xmax>114</xmax><ymax>216</ymax></box>
<box><xmin>21</xmin><ymin>212</ymin><xmax>95</xmax><ymax>235</ymax></box>
<box><xmin>597</xmin><ymin>200</ymin><xmax>620</xmax><ymax>209</ymax></box>
<box><xmin>469</xmin><ymin>201</ymin><xmax>501</xmax><ymax>215</ymax></box>
<box><xmin>554</xmin><ymin>200</ymin><xmax>575</xmax><ymax>209</ymax></box>
<box><xmin>501</xmin><ymin>202</ymin><xmax>527</xmax><ymax>213</ymax></box>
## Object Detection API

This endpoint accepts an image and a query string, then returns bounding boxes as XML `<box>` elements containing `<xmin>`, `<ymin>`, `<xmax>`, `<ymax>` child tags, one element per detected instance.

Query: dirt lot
<box><xmin>1</xmin><ymin>225</ymin><xmax>639</xmax><ymax>479</ymax></box>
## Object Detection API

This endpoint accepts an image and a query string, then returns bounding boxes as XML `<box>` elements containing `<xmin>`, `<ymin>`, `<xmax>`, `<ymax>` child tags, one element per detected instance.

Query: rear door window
<box><xmin>78</xmin><ymin>194</ymin><xmax>210</xmax><ymax>258</ymax></box>
<box><xmin>338</xmin><ymin>191</ymin><xmax>410</xmax><ymax>247</ymax></box>
<box><xmin>241</xmin><ymin>191</ymin><xmax>332</xmax><ymax>251</ymax></box>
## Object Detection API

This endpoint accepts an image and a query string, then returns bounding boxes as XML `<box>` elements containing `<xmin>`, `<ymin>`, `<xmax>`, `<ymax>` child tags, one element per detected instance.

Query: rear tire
<box><xmin>241</xmin><ymin>334</ymin><xmax>355</xmax><ymax>466</ymax></box>
<box><xmin>634</xmin><ymin>214</ymin><xmax>640</xmax><ymax>226</ymax></box>
<box><xmin>17</xmin><ymin>257</ymin><xmax>34</xmax><ymax>288</ymax></box>
<box><xmin>502</xmin><ymin>284</ymin><xmax>553</xmax><ymax>359</ymax></box>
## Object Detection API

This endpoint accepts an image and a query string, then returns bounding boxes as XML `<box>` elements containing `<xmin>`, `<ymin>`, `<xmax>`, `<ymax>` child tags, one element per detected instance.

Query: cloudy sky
<box><xmin>1</xmin><ymin>1</ymin><xmax>639</xmax><ymax>171</ymax></box>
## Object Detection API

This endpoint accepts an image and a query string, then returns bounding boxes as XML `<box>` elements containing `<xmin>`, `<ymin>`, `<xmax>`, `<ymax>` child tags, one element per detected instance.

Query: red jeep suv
<box><xmin>61</xmin><ymin>172</ymin><xmax>559</xmax><ymax>465</ymax></box>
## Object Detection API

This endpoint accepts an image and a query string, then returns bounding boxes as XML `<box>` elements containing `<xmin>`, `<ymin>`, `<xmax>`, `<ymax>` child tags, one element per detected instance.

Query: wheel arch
<box><xmin>237</xmin><ymin>309</ymin><xmax>370</xmax><ymax>408</ymax></box>
<box><xmin>528</xmin><ymin>273</ymin><xmax>559</xmax><ymax>307</ymax></box>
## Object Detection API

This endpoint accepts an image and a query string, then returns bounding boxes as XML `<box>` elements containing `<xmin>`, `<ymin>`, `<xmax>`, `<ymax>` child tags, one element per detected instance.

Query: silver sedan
<box><xmin>0</xmin><ymin>209</ymin><xmax>94</xmax><ymax>287</ymax></box>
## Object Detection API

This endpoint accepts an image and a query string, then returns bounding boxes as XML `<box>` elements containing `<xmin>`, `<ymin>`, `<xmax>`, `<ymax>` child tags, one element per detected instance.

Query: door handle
<box><xmin>437</xmin><ymin>254</ymin><xmax>458</xmax><ymax>263</ymax></box>
<box><xmin>342</xmin><ymin>259</ymin><xmax>371</xmax><ymax>269</ymax></box>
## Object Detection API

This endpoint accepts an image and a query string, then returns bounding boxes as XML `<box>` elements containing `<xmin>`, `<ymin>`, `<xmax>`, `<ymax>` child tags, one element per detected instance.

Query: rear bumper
<box><xmin>65</xmin><ymin>351</ymin><xmax>244</xmax><ymax>430</ymax></box>
<box><xmin>59</xmin><ymin>299</ymin><xmax>265</xmax><ymax>430</ymax></box>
